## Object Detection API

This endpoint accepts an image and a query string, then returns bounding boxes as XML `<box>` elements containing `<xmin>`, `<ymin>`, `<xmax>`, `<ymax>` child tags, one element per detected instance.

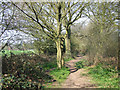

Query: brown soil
<box><xmin>51</xmin><ymin>56</ymin><xmax>97</xmax><ymax>88</ymax></box>
<box><xmin>61</xmin><ymin>68</ymin><xmax>96</xmax><ymax>88</ymax></box>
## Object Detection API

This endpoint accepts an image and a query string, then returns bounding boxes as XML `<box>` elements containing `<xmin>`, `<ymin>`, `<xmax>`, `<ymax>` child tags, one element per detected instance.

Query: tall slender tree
<box><xmin>62</xmin><ymin>2</ymin><xmax>89</xmax><ymax>58</ymax></box>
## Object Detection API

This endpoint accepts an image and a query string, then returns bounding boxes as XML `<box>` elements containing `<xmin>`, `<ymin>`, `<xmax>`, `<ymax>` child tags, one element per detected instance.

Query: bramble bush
<box><xmin>2</xmin><ymin>53</ymin><xmax>53</xmax><ymax>89</ymax></box>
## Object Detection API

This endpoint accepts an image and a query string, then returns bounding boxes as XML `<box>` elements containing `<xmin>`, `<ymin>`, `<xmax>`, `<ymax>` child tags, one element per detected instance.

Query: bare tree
<box><xmin>83</xmin><ymin>2</ymin><xmax>119</xmax><ymax>65</ymax></box>
<box><xmin>62</xmin><ymin>2</ymin><xmax>89</xmax><ymax>58</ymax></box>
<box><xmin>11</xmin><ymin>1</ymin><xmax>89</xmax><ymax>68</ymax></box>
<box><xmin>0</xmin><ymin>2</ymin><xmax>17</xmax><ymax>51</ymax></box>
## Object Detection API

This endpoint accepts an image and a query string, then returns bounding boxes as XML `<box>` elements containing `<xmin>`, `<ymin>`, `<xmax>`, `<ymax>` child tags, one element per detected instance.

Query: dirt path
<box><xmin>61</xmin><ymin>69</ymin><xmax>96</xmax><ymax>88</ymax></box>
<box><xmin>52</xmin><ymin>56</ymin><xmax>96</xmax><ymax>88</ymax></box>
<box><xmin>61</xmin><ymin>56</ymin><xmax>96</xmax><ymax>88</ymax></box>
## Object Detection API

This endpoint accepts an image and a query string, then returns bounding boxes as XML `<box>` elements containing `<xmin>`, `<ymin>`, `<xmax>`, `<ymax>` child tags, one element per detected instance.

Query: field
<box><xmin>0</xmin><ymin>50</ymin><xmax>34</xmax><ymax>56</ymax></box>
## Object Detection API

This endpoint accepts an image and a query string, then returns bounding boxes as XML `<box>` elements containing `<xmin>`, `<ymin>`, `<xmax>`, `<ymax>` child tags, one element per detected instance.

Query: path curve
<box><xmin>61</xmin><ymin>68</ymin><xmax>96</xmax><ymax>88</ymax></box>
<box><xmin>52</xmin><ymin>56</ymin><xmax>97</xmax><ymax>88</ymax></box>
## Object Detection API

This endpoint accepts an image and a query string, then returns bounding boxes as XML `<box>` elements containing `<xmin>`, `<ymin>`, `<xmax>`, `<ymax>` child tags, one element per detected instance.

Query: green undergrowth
<box><xmin>2</xmin><ymin>52</ymin><xmax>70</xmax><ymax>89</ymax></box>
<box><xmin>2</xmin><ymin>53</ymin><xmax>56</xmax><ymax>89</ymax></box>
<box><xmin>50</xmin><ymin>67</ymin><xmax>70</xmax><ymax>83</ymax></box>
<box><xmin>86</xmin><ymin>64</ymin><xmax>119</xmax><ymax>88</ymax></box>
<box><xmin>42</xmin><ymin>60</ymin><xmax>57</xmax><ymax>71</ymax></box>
<box><xmin>44</xmin><ymin>58</ymin><xmax>72</xmax><ymax>88</ymax></box>
<box><xmin>45</xmin><ymin>67</ymin><xmax>70</xmax><ymax>88</ymax></box>
<box><xmin>75</xmin><ymin>59</ymin><xmax>88</xmax><ymax>69</ymax></box>
<box><xmin>75</xmin><ymin>61</ymin><xmax>85</xmax><ymax>69</ymax></box>
<box><xmin>64</xmin><ymin>57</ymin><xmax>73</xmax><ymax>62</ymax></box>
<box><xmin>74</xmin><ymin>58</ymin><xmax>119</xmax><ymax>88</ymax></box>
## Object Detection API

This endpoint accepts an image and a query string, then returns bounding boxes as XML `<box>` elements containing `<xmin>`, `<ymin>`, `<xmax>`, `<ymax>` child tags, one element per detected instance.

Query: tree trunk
<box><xmin>56</xmin><ymin>39</ymin><xmax>62</xmax><ymax>69</ymax></box>
<box><xmin>65</xmin><ymin>28</ymin><xmax>71</xmax><ymax>58</ymax></box>
<box><xmin>56</xmin><ymin>3</ymin><xmax>62</xmax><ymax>69</ymax></box>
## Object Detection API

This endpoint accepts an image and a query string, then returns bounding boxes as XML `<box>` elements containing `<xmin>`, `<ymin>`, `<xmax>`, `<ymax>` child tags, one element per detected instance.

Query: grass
<box><xmin>42</xmin><ymin>60</ymin><xmax>57</xmax><ymax>71</ymax></box>
<box><xmin>86</xmin><ymin>64</ymin><xmax>119</xmax><ymax>88</ymax></box>
<box><xmin>0</xmin><ymin>50</ymin><xmax>34</xmax><ymax>56</ymax></box>
<box><xmin>38</xmin><ymin>58</ymin><xmax>70</xmax><ymax>88</ymax></box>
<box><xmin>43</xmin><ymin>57</ymin><xmax>72</xmax><ymax>88</ymax></box>
<box><xmin>49</xmin><ymin>67</ymin><xmax>70</xmax><ymax>83</ymax></box>
<box><xmin>74</xmin><ymin>58</ymin><xmax>119</xmax><ymax>88</ymax></box>
<box><xmin>75</xmin><ymin>59</ymin><xmax>88</xmax><ymax>69</ymax></box>
<box><xmin>45</xmin><ymin>67</ymin><xmax>70</xmax><ymax>88</ymax></box>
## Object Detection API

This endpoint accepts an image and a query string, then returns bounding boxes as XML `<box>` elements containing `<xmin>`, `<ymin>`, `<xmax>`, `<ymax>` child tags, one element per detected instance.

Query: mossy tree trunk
<box><xmin>56</xmin><ymin>3</ymin><xmax>62</xmax><ymax>69</ymax></box>
<box><xmin>65</xmin><ymin>27</ymin><xmax>71</xmax><ymax>58</ymax></box>
<box><xmin>56</xmin><ymin>39</ymin><xmax>62</xmax><ymax>69</ymax></box>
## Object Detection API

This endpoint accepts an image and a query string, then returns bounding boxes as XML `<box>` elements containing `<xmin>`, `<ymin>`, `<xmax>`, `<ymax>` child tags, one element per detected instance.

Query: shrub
<box><xmin>33</xmin><ymin>38</ymin><xmax>56</xmax><ymax>55</ymax></box>
<box><xmin>75</xmin><ymin>61</ymin><xmax>85</xmax><ymax>69</ymax></box>
<box><xmin>2</xmin><ymin>53</ymin><xmax>53</xmax><ymax>89</ymax></box>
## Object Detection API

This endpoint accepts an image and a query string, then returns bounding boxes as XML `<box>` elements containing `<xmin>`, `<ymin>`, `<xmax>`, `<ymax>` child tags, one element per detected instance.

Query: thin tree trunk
<box><xmin>65</xmin><ymin>28</ymin><xmax>71</xmax><ymax>58</ymax></box>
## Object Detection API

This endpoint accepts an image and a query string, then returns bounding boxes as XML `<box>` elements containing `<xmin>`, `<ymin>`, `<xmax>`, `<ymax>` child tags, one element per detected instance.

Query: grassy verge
<box><xmin>74</xmin><ymin>57</ymin><xmax>119</xmax><ymax>88</ymax></box>
<box><xmin>42</xmin><ymin>60</ymin><xmax>57</xmax><ymax>71</ymax></box>
<box><xmin>75</xmin><ymin>58</ymin><xmax>89</xmax><ymax>69</ymax></box>
<box><xmin>86</xmin><ymin>64</ymin><xmax>119</xmax><ymax>88</ymax></box>
<box><xmin>75</xmin><ymin>61</ymin><xmax>85</xmax><ymax>69</ymax></box>
<box><xmin>50</xmin><ymin>67</ymin><xmax>70</xmax><ymax>83</ymax></box>
<box><xmin>45</xmin><ymin>67</ymin><xmax>70</xmax><ymax>88</ymax></box>
<box><xmin>0</xmin><ymin>50</ymin><xmax>34</xmax><ymax>56</ymax></box>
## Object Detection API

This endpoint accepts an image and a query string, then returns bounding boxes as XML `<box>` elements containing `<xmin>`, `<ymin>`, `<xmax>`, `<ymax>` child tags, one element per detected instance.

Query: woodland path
<box><xmin>52</xmin><ymin>55</ymin><xmax>97</xmax><ymax>88</ymax></box>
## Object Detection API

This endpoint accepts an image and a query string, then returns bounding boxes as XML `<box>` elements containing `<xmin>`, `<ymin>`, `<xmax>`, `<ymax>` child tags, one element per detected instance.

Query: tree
<box><xmin>62</xmin><ymin>2</ymin><xmax>89</xmax><ymax>58</ymax></box>
<box><xmin>83</xmin><ymin>2</ymin><xmax>119</xmax><ymax>65</ymax></box>
<box><xmin>0</xmin><ymin>3</ymin><xmax>39</xmax><ymax>52</ymax></box>
<box><xmin>12</xmin><ymin>1</ymin><xmax>89</xmax><ymax>68</ymax></box>
<box><xmin>0</xmin><ymin>2</ymin><xmax>29</xmax><ymax>51</ymax></box>
<box><xmin>12</xmin><ymin>2</ymin><xmax>65</xmax><ymax>69</ymax></box>
<box><xmin>0</xmin><ymin>2</ymin><xmax>12</xmax><ymax>38</ymax></box>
